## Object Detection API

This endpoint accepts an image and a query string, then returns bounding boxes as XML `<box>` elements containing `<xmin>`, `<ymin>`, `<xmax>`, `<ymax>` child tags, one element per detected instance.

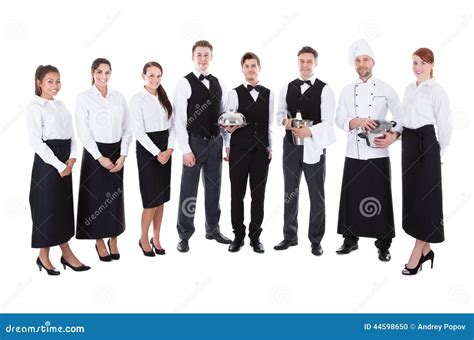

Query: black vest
<box><xmin>230</xmin><ymin>85</ymin><xmax>270</xmax><ymax>150</ymax></box>
<box><xmin>285</xmin><ymin>78</ymin><xmax>326</xmax><ymax>143</ymax></box>
<box><xmin>185</xmin><ymin>73</ymin><xmax>222</xmax><ymax>138</ymax></box>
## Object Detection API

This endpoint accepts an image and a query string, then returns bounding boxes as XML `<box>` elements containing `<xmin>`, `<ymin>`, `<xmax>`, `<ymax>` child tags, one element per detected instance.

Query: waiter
<box><xmin>274</xmin><ymin>46</ymin><xmax>336</xmax><ymax>256</ymax></box>
<box><xmin>173</xmin><ymin>40</ymin><xmax>231</xmax><ymax>252</ymax></box>
<box><xmin>334</xmin><ymin>40</ymin><xmax>404</xmax><ymax>262</ymax></box>
<box><xmin>224</xmin><ymin>52</ymin><xmax>274</xmax><ymax>253</ymax></box>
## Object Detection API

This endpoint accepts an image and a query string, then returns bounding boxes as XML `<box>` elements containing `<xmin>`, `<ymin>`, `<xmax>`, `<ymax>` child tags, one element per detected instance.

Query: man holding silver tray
<box><xmin>223</xmin><ymin>52</ymin><xmax>274</xmax><ymax>253</ymax></box>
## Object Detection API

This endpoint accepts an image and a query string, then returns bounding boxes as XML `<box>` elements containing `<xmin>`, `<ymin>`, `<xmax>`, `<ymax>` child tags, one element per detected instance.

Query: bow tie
<box><xmin>199</xmin><ymin>74</ymin><xmax>211</xmax><ymax>81</ymax></box>
<box><xmin>298</xmin><ymin>79</ymin><xmax>312</xmax><ymax>86</ymax></box>
<box><xmin>247</xmin><ymin>84</ymin><xmax>261</xmax><ymax>92</ymax></box>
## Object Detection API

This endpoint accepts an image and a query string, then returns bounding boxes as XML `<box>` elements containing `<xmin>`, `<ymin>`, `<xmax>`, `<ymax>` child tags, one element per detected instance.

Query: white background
<box><xmin>0</xmin><ymin>0</ymin><xmax>473</xmax><ymax>313</ymax></box>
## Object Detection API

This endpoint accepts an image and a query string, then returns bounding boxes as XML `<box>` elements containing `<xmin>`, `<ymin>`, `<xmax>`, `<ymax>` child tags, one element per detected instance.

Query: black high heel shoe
<box><xmin>60</xmin><ymin>256</ymin><xmax>91</xmax><ymax>272</ymax></box>
<box><xmin>36</xmin><ymin>257</ymin><xmax>60</xmax><ymax>276</ymax></box>
<box><xmin>107</xmin><ymin>239</ymin><xmax>120</xmax><ymax>260</ymax></box>
<box><xmin>139</xmin><ymin>239</ymin><xmax>155</xmax><ymax>257</ymax></box>
<box><xmin>402</xmin><ymin>254</ymin><xmax>423</xmax><ymax>275</ymax></box>
<box><xmin>150</xmin><ymin>237</ymin><xmax>166</xmax><ymax>255</ymax></box>
<box><xmin>421</xmin><ymin>250</ymin><xmax>435</xmax><ymax>269</ymax></box>
<box><xmin>95</xmin><ymin>244</ymin><xmax>112</xmax><ymax>262</ymax></box>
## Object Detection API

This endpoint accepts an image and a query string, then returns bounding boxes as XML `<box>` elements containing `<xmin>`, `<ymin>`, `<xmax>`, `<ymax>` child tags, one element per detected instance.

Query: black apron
<box><xmin>402</xmin><ymin>125</ymin><xmax>444</xmax><ymax>243</ymax></box>
<box><xmin>337</xmin><ymin>157</ymin><xmax>395</xmax><ymax>240</ymax></box>
<box><xmin>136</xmin><ymin>130</ymin><xmax>171</xmax><ymax>208</ymax></box>
<box><xmin>29</xmin><ymin>139</ymin><xmax>74</xmax><ymax>248</ymax></box>
<box><xmin>76</xmin><ymin>141</ymin><xmax>125</xmax><ymax>239</ymax></box>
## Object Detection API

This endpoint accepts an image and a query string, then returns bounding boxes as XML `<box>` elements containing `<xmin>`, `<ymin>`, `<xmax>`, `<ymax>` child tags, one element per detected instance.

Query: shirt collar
<box><xmin>140</xmin><ymin>87</ymin><xmax>156</xmax><ymax>98</ymax></box>
<box><xmin>193</xmin><ymin>69</ymin><xmax>210</xmax><ymax>78</ymax></box>
<box><xmin>414</xmin><ymin>78</ymin><xmax>436</xmax><ymax>88</ymax></box>
<box><xmin>33</xmin><ymin>95</ymin><xmax>49</xmax><ymax>105</ymax></box>
<box><xmin>298</xmin><ymin>74</ymin><xmax>316</xmax><ymax>85</ymax></box>
<box><xmin>91</xmin><ymin>85</ymin><xmax>112</xmax><ymax>97</ymax></box>
<box><xmin>355</xmin><ymin>75</ymin><xmax>377</xmax><ymax>85</ymax></box>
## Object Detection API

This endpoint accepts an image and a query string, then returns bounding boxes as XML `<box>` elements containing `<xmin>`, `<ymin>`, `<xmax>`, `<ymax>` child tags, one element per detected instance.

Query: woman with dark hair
<box><xmin>75</xmin><ymin>58</ymin><xmax>132</xmax><ymax>262</ymax></box>
<box><xmin>129</xmin><ymin>61</ymin><xmax>174</xmax><ymax>256</ymax></box>
<box><xmin>28</xmin><ymin>65</ymin><xmax>90</xmax><ymax>275</ymax></box>
<box><xmin>401</xmin><ymin>48</ymin><xmax>452</xmax><ymax>275</ymax></box>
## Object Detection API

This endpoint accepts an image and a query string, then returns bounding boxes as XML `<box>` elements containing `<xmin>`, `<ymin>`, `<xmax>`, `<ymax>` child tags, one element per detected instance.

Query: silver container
<box><xmin>218</xmin><ymin>112</ymin><xmax>246</xmax><ymax>127</ymax></box>
<box><xmin>291</xmin><ymin>119</ymin><xmax>313</xmax><ymax>145</ymax></box>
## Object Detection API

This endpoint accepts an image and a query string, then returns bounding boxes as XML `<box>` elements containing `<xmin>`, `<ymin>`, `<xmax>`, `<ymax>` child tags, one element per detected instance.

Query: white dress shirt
<box><xmin>27</xmin><ymin>95</ymin><xmax>77</xmax><ymax>173</ymax></box>
<box><xmin>402</xmin><ymin>78</ymin><xmax>452</xmax><ymax>153</ymax></box>
<box><xmin>276</xmin><ymin>75</ymin><xmax>336</xmax><ymax>164</ymax></box>
<box><xmin>225</xmin><ymin>82</ymin><xmax>274</xmax><ymax>150</ymax></box>
<box><xmin>75</xmin><ymin>86</ymin><xmax>132</xmax><ymax>160</ymax></box>
<box><xmin>173</xmin><ymin>69</ymin><xmax>228</xmax><ymax>154</ymax></box>
<box><xmin>335</xmin><ymin>76</ymin><xmax>404</xmax><ymax>160</ymax></box>
<box><xmin>129</xmin><ymin>88</ymin><xmax>176</xmax><ymax>156</ymax></box>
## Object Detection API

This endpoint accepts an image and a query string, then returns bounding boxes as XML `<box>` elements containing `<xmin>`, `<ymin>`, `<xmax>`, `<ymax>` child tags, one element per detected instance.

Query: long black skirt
<box><xmin>76</xmin><ymin>141</ymin><xmax>125</xmax><ymax>239</ymax></box>
<box><xmin>337</xmin><ymin>157</ymin><xmax>395</xmax><ymax>240</ymax></box>
<box><xmin>402</xmin><ymin>125</ymin><xmax>444</xmax><ymax>243</ymax></box>
<box><xmin>29</xmin><ymin>139</ymin><xmax>75</xmax><ymax>248</ymax></box>
<box><xmin>136</xmin><ymin>130</ymin><xmax>171</xmax><ymax>208</ymax></box>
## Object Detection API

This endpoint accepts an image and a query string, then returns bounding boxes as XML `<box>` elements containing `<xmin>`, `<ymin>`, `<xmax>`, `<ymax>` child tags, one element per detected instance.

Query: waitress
<box><xmin>129</xmin><ymin>61</ymin><xmax>174</xmax><ymax>257</ymax></box>
<box><xmin>28</xmin><ymin>65</ymin><xmax>90</xmax><ymax>275</ymax></box>
<box><xmin>75</xmin><ymin>58</ymin><xmax>132</xmax><ymax>262</ymax></box>
<box><xmin>401</xmin><ymin>48</ymin><xmax>452</xmax><ymax>275</ymax></box>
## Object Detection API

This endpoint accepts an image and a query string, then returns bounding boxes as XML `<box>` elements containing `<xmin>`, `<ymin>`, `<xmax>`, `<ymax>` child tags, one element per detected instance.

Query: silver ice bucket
<box><xmin>291</xmin><ymin>119</ymin><xmax>313</xmax><ymax>145</ymax></box>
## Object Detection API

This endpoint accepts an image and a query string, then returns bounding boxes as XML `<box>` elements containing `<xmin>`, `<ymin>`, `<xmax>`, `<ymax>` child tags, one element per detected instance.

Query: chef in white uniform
<box><xmin>334</xmin><ymin>40</ymin><xmax>404</xmax><ymax>262</ymax></box>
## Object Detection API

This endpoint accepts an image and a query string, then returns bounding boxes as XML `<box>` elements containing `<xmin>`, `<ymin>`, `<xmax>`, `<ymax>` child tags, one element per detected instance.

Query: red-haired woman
<box><xmin>129</xmin><ymin>62</ymin><xmax>174</xmax><ymax>256</ymax></box>
<box><xmin>75</xmin><ymin>58</ymin><xmax>132</xmax><ymax>261</ymax></box>
<box><xmin>401</xmin><ymin>48</ymin><xmax>452</xmax><ymax>275</ymax></box>
<box><xmin>28</xmin><ymin>65</ymin><xmax>90</xmax><ymax>275</ymax></box>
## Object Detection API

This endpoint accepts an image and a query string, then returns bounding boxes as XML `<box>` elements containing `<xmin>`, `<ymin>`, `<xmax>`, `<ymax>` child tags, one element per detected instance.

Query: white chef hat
<box><xmin>348</xmin><ymin>39</ymin><xmax>374</xmax><ymax>65</ymax></box>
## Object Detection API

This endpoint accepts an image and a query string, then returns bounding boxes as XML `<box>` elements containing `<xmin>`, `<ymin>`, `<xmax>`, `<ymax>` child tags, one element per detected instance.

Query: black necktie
<box><xmin>247</xmin><ymin>84</ymin><xmax>261</xmax><ymax>92</ymax></box>
<box><xmin>298</xmin><ymin>79</ymin><xmax>312</xmax><ymax>86</ymax></box>
<box><xmin>199</xmin><ymin>74</ymin><xmax>211</xmax><ymax>81</ymax></box>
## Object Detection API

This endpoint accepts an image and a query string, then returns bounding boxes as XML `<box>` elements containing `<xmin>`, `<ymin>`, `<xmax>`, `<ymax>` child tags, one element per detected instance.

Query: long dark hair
<box><xmin>91</xmin><ymin>58</ymin><xmax>112</xmax><ymax>85</ymax></box>
<box><xmin>142</xmin><ymin>61</ymin><xmax>173</xmax><ymax>119</ymax></box>
<box><xmin>35</xmin><ymin>65</ymin><xmax>59</xmax><ymax>96</ymax></box>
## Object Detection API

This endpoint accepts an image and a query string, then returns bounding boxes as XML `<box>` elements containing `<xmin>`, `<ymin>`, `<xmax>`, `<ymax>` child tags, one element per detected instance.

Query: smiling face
<box><xmin>142</xmin><ymin>65</ymin><xmax>162</xmax><ymax>93</ymax></box>
<box><xmin>298</xmin><ymin>53</ymin><xmax>317</xmax><ymax>80</ymax></box>
<box><xmin>192</xmin><ymin>46</ymin><xmax>212</xmax><ymax>73</ymax></box>
<box><xmin>92</xmin><ymin>63</ymin><xmax>111</xmax><ymax>89</ymax></box>
<box><xmin>412</xmin><ymin>54</ymin><xmax>433</xmax><ymax>83</ymax></box>
<box><xmin>355</xmin><ymin>55</ymin><xmax>374</xmax><ymax>80</ymax></box>
<box><xmin>241</xmin><ymin>58</ymin><xmax>260</xmax><ymax>83</ymax></box>
<box><xmin>37</xmin><ymin>72</ymin><xmax>61</xmax><ymax>100</ymax></box>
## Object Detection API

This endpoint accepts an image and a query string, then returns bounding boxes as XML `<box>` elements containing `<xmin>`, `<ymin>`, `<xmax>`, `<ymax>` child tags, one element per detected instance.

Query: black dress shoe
<box><xmin>378</xmin><ymin>248</ymin><xmax>391</xmax><ymax>262</ymax></box>
<box><xmin>311</xmin><ymin>243</ymin><xmax>323</xmax><ymax>256</ymax></box>
<box><xmin>95</xmin><ymin>244</ymin><xmax>112</xmax><ymax>262</ymax></box>
<box><xmin>335</xmin><ymin>243</ymin><xmax>358</xmax><ymax>255</ymax></box>
<box><xmin>228</xmin><ymin>239</ymin><xmax>244</xmax><ymax>252</ymax></box>
<box><xmin>60</xmin><ymin>256</ymin><xmax>91</xmax><ymax>271</ymax></box>
<box><xmin>36</xmin><ymin>257</ymin><xmax>60</xmax><ymax>276</ymax></box>
<box><xmin>139</xmin><ymin>239</ymin><xmax>155</xmax><ymax>257</ymax></box>
<box><xmin>107</xmin><ymin>239</ymin><xmax>120</xmax><ymax>260</ymax></box>
<box><xmin>177</xmin><ymin>239</ymin><xmax>189</xmax><ymax>253</ymax></box>
<box><xmin>273</xmin><ymin>239</ymin><xmax>298</xmax><ymax>250</ymax></box>
<box><xmin>205</xmin><ymin>232</ymin><xmax>231</xmax><ymax>244</ymax></box>
<box><xmin>150</xmin><ymin>238</ymin><xmax>166</xmax><ymax>255</ymax></box>
<box><xmin>250</xmin><ymin>239</ymin><xmax>265</xmax><ymax>253</ymax></box>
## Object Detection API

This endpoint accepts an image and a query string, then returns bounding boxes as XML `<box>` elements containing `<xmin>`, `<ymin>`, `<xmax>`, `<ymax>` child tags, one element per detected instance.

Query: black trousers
<box><xmin>229</xmin><ymin>147</ymin><xmax>270</xmax><ymax>241</ymax></box>
<box><xmin>282</xmin><ymin>138</ymin><xmax>326</xmax><ymax>244</ymax></box>
<box><xmin>176</xmin><ymin>134</ymin><xmax>223</xmax><ymax>241</ymax></box>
